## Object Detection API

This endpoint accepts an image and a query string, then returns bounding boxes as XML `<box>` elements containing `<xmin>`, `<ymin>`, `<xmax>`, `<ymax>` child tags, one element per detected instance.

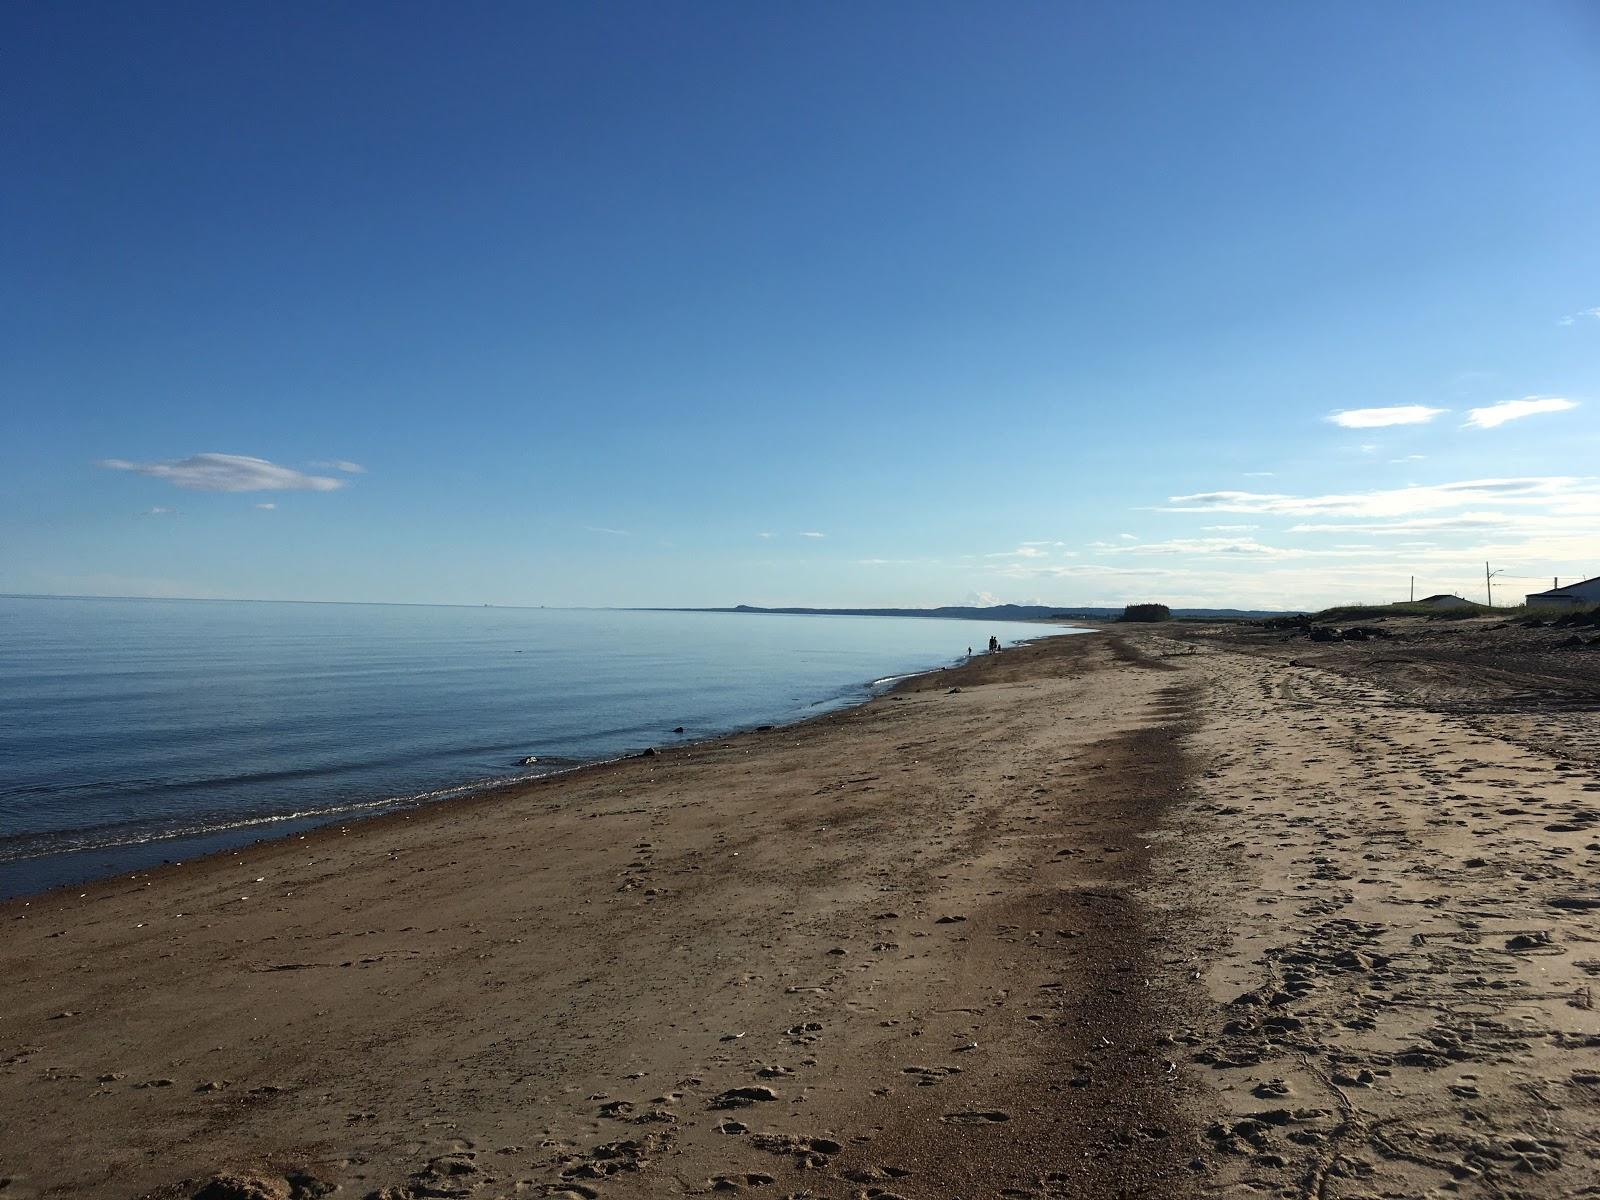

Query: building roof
<box><xmin>1527</xmin><ymin>574</ymin><xmax>1600</xmax><ymax>598</ymax></box>
<box><xmin>1418</xmin><ymin>594</ymin><xmax>1470</xmax><ymax>603</ymax></box>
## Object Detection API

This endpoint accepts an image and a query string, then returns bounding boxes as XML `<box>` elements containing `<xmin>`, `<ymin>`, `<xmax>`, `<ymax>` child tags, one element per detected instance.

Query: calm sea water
<box><xmin>0</xmin><ymin>596</ymin><xmax>1079</xmax><ymax>898</ymax></box>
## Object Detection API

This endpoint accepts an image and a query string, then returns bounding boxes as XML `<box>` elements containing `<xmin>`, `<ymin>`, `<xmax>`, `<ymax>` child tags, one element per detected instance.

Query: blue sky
<box><xmin>4</xmin><ymin>1</ymin><xmax>1598</xmax><ymax>609</ymax></box>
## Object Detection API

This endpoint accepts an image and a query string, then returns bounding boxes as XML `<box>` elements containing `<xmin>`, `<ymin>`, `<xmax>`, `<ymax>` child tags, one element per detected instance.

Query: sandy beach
<box><xmin>4</xmin><ymin>621</ymin><xmax>1599</xmax><ymax>1200</ymax></box>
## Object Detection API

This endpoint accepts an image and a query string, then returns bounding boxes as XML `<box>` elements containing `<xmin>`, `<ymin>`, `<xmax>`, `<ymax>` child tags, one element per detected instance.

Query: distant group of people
<box><xmin>966</xmin><ymin>636</ymin><xmax>1001</xmax><ymax>657</ymax></box>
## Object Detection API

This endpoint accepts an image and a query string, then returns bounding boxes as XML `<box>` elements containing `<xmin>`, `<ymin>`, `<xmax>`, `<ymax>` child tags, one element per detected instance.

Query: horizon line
<box><xmin>1</xmin><ymin>592</ymin><xmax>1287</xmax><ymax>614</ymax></box>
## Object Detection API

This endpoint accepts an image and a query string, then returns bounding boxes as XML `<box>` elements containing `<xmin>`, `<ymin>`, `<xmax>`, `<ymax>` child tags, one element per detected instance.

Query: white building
<box><xmin>1525</xmin><ymin>575</ymin><xmax>1600</xmax><ymax>610</ymax></box>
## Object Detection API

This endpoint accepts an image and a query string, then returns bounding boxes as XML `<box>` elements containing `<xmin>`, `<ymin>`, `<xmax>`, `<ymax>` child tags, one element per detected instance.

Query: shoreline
<box><xmin>8</xmin><ymin>618</ymin><xmax>1589</xmax><ymax>1199</ymax></box>
<box><xmin>4</xmin><ymin>626</ymin><xmax>1170</xmax><ymax>1200</ymax></box>
<box><xmin>1</xmin><ymin>625</ymin><xmax>1090</xmax><ymax>905</ymax></box>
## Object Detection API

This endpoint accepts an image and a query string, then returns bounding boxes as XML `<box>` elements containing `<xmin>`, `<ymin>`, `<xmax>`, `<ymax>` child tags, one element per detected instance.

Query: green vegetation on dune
<box><xmin>1308</xmin><ymin>601</ymin><xmax>1508</xmax><ymax>623</ymax></box>
<box><xmin>1291</xmin><ymin>601</ymin><xmax>1600</xmax><ymax>625</ymax></box>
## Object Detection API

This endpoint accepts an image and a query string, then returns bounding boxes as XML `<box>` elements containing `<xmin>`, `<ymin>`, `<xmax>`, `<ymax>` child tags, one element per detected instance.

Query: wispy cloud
<box><xmin>1327</xmin><ymin>405</ymin><xmax>1446</xmax><ymax>429</ymax></box>
<box><xmin>986</xmin><ymin>545</ymin><xmax>1047</xmax><ymax>559</ymax></box>
<box><xmin>140</xmin><ymin>506</ymin><xmax>177</xmax><ymax>517</ymax></box>
<box><xmin>1242</xmin><ymin>471</ymin><xmax>1276</xmax><ymax>478</ymax></box>
<box><xmin>311</xmin><ymin>459</ymin><xmax>366</xmax><ymax>474</ymax></box>
<box><xmin>1463</xmin><ymin>396</ymin><xmax>1577</xmax><ymax>429</ymax></box>
<box><xmin>757</xmin><ymin>532</ymin><xmax>775</xmax><ymax>539</ymax></box>
<box><xmin>255</xmin><ymin>502</ymin><xmax>277</xmax><ymax>511</ymax></box>
<box><xmin>1163</xmin><ymin>477</ymin><xmax>1592</xmax><ymax>518</ymax></box>
<box><xmin>99</xmin><ymin>453</ymin><xmax>345</xmax><ymax>493</ymax></box>
<box><xmin>1559</xmin><ymin>307</ymin><xmax>1600</xmax><ymax>326</ymax></box>
<box><xmin>1094</xmin><ymin>536</ymin><xmax>1386</xmax><ymax>561</ymax></box>
<box><xmin>800</xmin><ymin>531</ymin><xmax>826</xmax><ymax>539</ymax></box>
<box><xmin>1202</xmin><ymin>524</ymin><xmax>1258</xmax><ymax>531</ymax></box>
<box><xmin>1288</xmin><ymin>513</ymin><xmax>1524</xmax><ymax>534</ymax></box>
<box><xmin>584</xmin><ymin>525</ymin><xmax>631</xmax><ymax>536</ymax></box>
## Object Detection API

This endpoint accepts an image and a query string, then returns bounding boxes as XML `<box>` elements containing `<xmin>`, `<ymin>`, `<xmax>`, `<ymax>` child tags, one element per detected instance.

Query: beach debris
<box><xmin>672</xmin><ymin>726</ymin><xmax>685</xmax><ymax>733</ymax></box>
<box><xmin>707</xmin><ymin>1172</ymin><xmax>776</xmax><ymax>1191</ymax></box>
<box><xmin>1506</xmin><ymin>931</ymin><xmax>1557</xmax><ymax>951</ymax></box>
<box><xmin>521</xmin><ymin>755</ymin><xmax>539</xmax><ymax>765</ymax></box>
<box><xmin>709</xmin><ymin>1085</ymin><xmax>779</xmax><ymax>1108</ymax></box>
<box><xmin>1548</xmin><ymin>894</ymin><xmax>1600</xmax><ymax>911</ymax></box>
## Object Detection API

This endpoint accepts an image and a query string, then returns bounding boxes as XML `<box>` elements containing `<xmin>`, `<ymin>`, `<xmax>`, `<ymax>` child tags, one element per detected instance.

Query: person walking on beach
<box><xmin>988</xmin><ymin>635</ymin><xmax>999</xmax><ymax>654</ymax></box>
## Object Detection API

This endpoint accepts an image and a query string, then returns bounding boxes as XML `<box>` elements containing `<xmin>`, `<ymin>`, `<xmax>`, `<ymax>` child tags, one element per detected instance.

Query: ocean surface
<box><xmin>0</xmin><ymin>596</ymin><xmax>1081</xmax><ymax>898</ymax></box>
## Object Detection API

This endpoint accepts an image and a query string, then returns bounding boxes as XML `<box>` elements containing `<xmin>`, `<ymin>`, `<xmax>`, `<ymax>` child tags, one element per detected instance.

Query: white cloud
<box><xmin>1202</xmin><ymin>524</ymin><xmax>1258</xmax><ymax>531</ymax></box>
<box><xmin>1163</xmin><ymin>477</ymin><xmax>1591</xmax><ymax>518</ymax></box>
<box><xmin>1327</xmin><ymin>405</ymin><xmax>1447</xmax><ymax>429</ymax></box>
<box><xmin>99</xmin><ymin>453</ymin><xmax>345</xmax><ymax>493</ymax></box>
<box><xmin>1243</xmin><ymin>471</ymin><xmax>1276</xmax><ymax>477</ymax></box>
<box><xmin>1095</xmin><ymin>536</ymin><xmax>1384</xmax><ymax>561</ymax></box>
<box><xmin>986</xmin><ymin>546</ymin><xmax>1047</xmax><ymax>559</ymax></box>
<box><xmin>584</xmin><ymin>526</ymin><xmax>631</xmax><ymax>536</ymax></box>
<box><xmin>1389</xmin><ymin>454</ymin><xmax>1426</xmax><ymax>463</ymax></box>
<box><xmin>800</xmin><ymin>531</ymin><xmax>826</xmax><ymax>538</ymax></box>
<box><xmin>1463</xmin><ymin>396</ymin><xmax>1577</xmax><ymax>429</ymax></box>
<box><xmin>1118</xmin><ymin>533</ymin><xmax>1138</xmax><ymax>541</ymax></box>
<box><xmin>1289</xmin><ymin>512</ymin><xmax>1518</xmax><ymax>534</ymax></box>
<box><xmin>1559</xmin><ymin>307</ymin><xmax>1600</xmax><ymax>326</ymax></box>
<box><xmin>757</xmin><ymin>532</ymin><xmax>775</xmax><ymax>539</ymax></box>
<box><xmin>311</xmin><ymin>459</ymin><xmax>366</xmax><ymax>474</ymax></box>
<box><xmin>963</xmin><ymin>591</ymin><xmax>1003</xmax><ymax>606</ymax></box>
<box><xmin>255</xmin><ymin>502</ymin><xmax>277</xmax><ymax>511</ymax></box>
<box><xmin>140</xmin><ymin>506</ymin><xmax>177</xmax><ymax>517</ymax></box>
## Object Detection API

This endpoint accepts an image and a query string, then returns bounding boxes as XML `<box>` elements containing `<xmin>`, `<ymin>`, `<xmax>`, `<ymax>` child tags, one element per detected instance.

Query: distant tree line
<box><xmin>1118</xmin><ymin>603</ymin><xmax>1172</xmax><ymax>623</ymax></box>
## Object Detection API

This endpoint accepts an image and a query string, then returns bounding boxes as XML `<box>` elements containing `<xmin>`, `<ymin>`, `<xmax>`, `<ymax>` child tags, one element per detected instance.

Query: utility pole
<box><xmin>1485</xmin><ymin>562</ymin><xmax>1504</xmax><ymax>608</ymax></box>
<box><xmin>1410</xmin><ymin>576</ymin><xmax>1415</xmax><ymax>602</ymax></box>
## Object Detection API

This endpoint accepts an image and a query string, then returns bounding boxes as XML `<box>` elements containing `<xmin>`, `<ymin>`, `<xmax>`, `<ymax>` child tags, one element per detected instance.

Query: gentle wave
<box><xmin>0</xmin><ymin>763</ymin><xmax>577</xmax><ymax>865</ymax></box>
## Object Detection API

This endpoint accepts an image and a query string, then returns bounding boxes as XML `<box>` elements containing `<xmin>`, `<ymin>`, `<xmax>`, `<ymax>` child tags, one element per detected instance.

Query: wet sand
<box><xmin>2</xmin><ymin>623</ymin><xmax>1598</xmax><ymax>1199</ymax></box>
